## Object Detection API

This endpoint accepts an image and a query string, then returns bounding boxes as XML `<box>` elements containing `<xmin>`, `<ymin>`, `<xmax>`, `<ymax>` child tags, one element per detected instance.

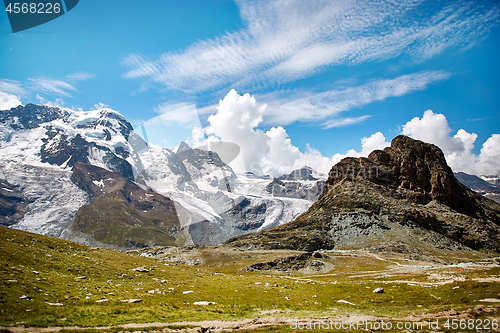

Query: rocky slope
<box><xmin>61</xmin><ymin>162</ymin><xmax>181</xmax><ymax>249</ymax></box>
<box><xmin>455</xmin><ymin>172</ymin><xmax>500</xmax><ymax>205</ymax></box>
<box><xmin>226</xmin><ymin>135</ymin><xmax>500</xmax><ymax>253</ymax></box>
<box><xmin>455</xmin><ymin>172</ymin><xmax>499</xmax><ymax>194</ymax></box>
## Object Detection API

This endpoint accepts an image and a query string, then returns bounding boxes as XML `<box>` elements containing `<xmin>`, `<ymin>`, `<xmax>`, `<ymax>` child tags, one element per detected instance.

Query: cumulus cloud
<box><xmin>402</xmin><ymin>110</ymin><xmax>500</xmax><ymax>175</ymax></box>
<box><xmin>402</xmin><ymin>110</ymin><xmax>464</xmax><ymax>154</ymax></box>
<box><xmin>123</xmin><ymin>0</ymin><xmax>498</xmax><ymax>93</ymax></box>
<box><xmin>201</xmin><ymin>90</ymin><xmax>391</xmax><ymax>176</ymax></box>
<box><xmin>0</xmin><ymin>91</ymin><xmax>22</xmax><ymax>110</ymax></box>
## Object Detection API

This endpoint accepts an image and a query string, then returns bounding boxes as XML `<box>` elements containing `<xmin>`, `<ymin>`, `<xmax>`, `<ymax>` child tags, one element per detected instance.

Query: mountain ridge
<box><xmin>226</xmin><ymin>135</ymin><xmax>500</xmax><ymax>252</ymax></box>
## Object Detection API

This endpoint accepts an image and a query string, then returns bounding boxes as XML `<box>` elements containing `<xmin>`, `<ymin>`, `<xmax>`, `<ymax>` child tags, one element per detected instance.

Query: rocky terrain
<box><xmin>0</xmin><ymin>211</ymin><xmax>499</xmax><ymax>331</ymax></box>
<box><xmin>226</xmin><ymin>135</ymin><xmax>500</xmax><ymax>253</ymax></box>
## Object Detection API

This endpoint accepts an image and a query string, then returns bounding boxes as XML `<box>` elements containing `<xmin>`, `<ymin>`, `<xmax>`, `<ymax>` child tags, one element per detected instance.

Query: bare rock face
<box><xmin>0</xmin><ymin>180</ymin><xmax>30</xmax><ymax>227</ymax></box>
<box><xmin>226</xmin><ymin>135</ymin><xmax>500</xmax><ymax>252</ymax></box>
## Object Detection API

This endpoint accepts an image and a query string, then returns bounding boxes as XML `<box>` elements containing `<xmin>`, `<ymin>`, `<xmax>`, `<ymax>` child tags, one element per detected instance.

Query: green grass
<box><xmin>1</xmin><ymin>226</ymin><xmax>499</xmax><ymax>329</ymax></box>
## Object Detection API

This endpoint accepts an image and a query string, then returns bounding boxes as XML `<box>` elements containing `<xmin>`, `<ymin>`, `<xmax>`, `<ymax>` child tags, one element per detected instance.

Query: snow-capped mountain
<box><xmin>455</xmin><ymin>172</ymin><xmax>500</xmax><ymax>205</ymax></box>
<box><xmin>0</xmin><ymin>104</ymin><xmax>320</xmax><ymax>247</ymax></box>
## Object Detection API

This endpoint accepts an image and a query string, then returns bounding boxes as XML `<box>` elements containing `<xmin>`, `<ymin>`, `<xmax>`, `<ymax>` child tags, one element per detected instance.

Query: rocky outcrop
<box><xmin>266</xmin><ymin>178</ymin><xmax>325</xmax><ymax>200</ymax></box>
<box><xmin>243</xmin><ymin>252</ymin><xmax>330</xmax><ymax>273</ymax></box>
<box><xmin>277</xmin><ymin>166</ymin><xmax>319</xmax><ymax>181</ymax></box>
<box><xmin>0</xmin><ymin>179</ymin><xmax>30</xmax><ymax>227</ymax></box>
<box><xmin>226</xmin><ymin>135</ymin><xmax>500</xmax><ymax>252</ymax></box>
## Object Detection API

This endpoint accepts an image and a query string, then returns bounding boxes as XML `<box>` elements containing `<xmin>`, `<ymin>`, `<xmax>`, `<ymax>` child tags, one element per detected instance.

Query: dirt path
<box><xmin>2</xmin><ymin>305</ymin><xmax>499</xmax><ymax>333</ymax></box>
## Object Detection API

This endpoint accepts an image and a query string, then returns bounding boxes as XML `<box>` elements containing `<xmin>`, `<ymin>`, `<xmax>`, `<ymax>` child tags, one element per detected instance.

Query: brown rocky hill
<box><xmin>61</xmin><ymin>162</ymin><xmax>182</xmax><ymax>249</ymax></box>
<box><xmin>226</xmin><ymin>135</ymin><xmax>500</xmax><ymax>253</ymax></box>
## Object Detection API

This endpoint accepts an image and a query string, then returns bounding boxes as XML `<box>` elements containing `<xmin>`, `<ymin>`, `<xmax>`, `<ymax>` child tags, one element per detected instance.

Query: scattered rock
<box><xmin>183</xmin><ymin>290</ymin><xmax>194</xmax><ymax>294</ymax></box>
<box><xmin>478</xmin><ymin>298</ymin><xmax>500</xmax><ymax>303</ymax></box>
<box><xmin>19</xmin><ymin>295</ymin><xmax>32</xmax><ymax>300</ymax></box>
<box><xmin>373</xmin><ymin>287</ymin><xmax>384</xmax><ymax>293</ymax></box>
<box><xmin>32</xmin><ymin>271</ymin><xmax>39</xmax><ymax>275</ymax></box>
<box><xmin>120</xmin><ymin>299</ymin><xmax>142</xmax><ymax>303</ymax></box>
<box><xmin>193</xmin><ymin>301</ymin><xmax>216</xmax><ymax>305</ymax></box>
<box><xmin>337</xmin><ymin>299</ymin><xmax>357</xmax><ymax>306</ymax></box>
<box><xmin>132</xmin><ymin>267</ymin><xmax>149</xmax><ymax>272</ymax></box>
<box><xmin>75</xmin><ymin>276</ymin><xmax>86</xmax><ymax>280</ymax></box>
<box><xmin>46</xmin><ymin>302</ymin><xmax>64</xmax><ymax>306</ymax></box>
<box><xmin>96</xmin><ymin>299</ymin><xmax>109</xmax><ymax>303</ymax></box>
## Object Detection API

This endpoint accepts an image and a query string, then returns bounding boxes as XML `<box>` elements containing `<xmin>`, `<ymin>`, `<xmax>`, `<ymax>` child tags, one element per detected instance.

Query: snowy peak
<box><xmin>1</xmin><ymin>103</ymin><xmax>318</xmax><ymax>248</ymax></box>
<box><xmin>0</xmin><ymin>104</ymin><xmax>69</xmax><ymax>131</ymax></box>
<box><xmin>455</xmin><ymin>172</ymin><xmax>500</xmax><ymax>194</ymax></box>
<box><xmin>277</xmin><ymin>166</ymin><xmax>322</xmax><ymax>181</ymax></box>
<box><xmin>67</xmin><ymin>108</ymin><xmax>133</xmax><ymax>140</ymax></box>
<box><xmin>176</xmin><ymin>141</ymin><xmax>192</xmax><ymax>154</ymax></box>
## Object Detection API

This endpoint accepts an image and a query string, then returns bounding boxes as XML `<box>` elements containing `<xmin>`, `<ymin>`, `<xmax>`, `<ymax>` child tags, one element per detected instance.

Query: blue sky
<box><xmin>1</xmin><ymin>0</ymin><xmax>499</xmax><ymax>176</ymax></box>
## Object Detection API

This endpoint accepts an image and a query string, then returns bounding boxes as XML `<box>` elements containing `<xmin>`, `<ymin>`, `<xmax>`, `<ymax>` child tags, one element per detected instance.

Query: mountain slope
<box><xmin>0</xmin><ymin>103</ymin><xmax>317</xmax><ymax>246</ymax></box>
<box><xmin>61</xmin><ymin>162</ymin><xmax>181</xmax><ymax>249</ymax></box>
<box><xmin>226</xmin><ymin>135</ymin><xmax>500</xmax><ymax>252</ymax></box>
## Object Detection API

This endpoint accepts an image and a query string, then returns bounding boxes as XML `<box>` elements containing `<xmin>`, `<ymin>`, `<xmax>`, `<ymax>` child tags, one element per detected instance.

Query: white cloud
<box><xmin>204</xmin><ymin>90</ymin><xmax>270</xmax><ymax>174</ymax></box>
<box><xmin>0</xmin><ymin>79</ymin><xmax>26</xmax><ymax>96</ymax></box>
<box><xmin>322</xmin><ymin>116</ymin><xmax>371</xmax><ymax>129</ymax></box>
<box><xmin>29</xmin><ymin>78</ymin><xmax>78</xmax><ymax>97</ymax></box>
<box><xmin>478</xmin><ymin>135</ymin><xmax>500</xmax><ymax>175</ymax></box>
<box><xmin>201</xmin><ymin>90</ymin><xmax>391</xmax><ymax>176</ymax></box>
<box><xmin>331</xmin><ymin>132</ymin><xmax>391</xmax><ymax>162</ymax></box>
<box><xmin>91</xmin><ymin>102</ymin><xmax>111</xmax><ymax>110</ymax></box>
<box><xmin>137</xmin><ymin>103</ymin><xmax>204</xmax><ymax>149</ymax></box>
<box><xmin>402</xmin><ymin>109</ymin><xmax>464</xmax><ymax>154</ymax></box>
<box><xmin>122</xmin><ymin>0</ymin><xmax>498</xmax><ymax>93</ymax></box>
<box><xmin>202</xmin><ymin>97</ymin><xmax>499</xmax><ymax>176</ymax></box>
<box><xmin>261</xmin><ymin>71</ymin><xmax>449</xmax><ymax>126</ymax></box>
<box><xmin>0</xmin><ymin>91</ymin><xmax>22</xmax><ymax>110</ymax></box>
<box><xmin>35</xmin><ymin>94</ymin><xmax>65</xmax><ymax>107</ymax></box>
<box><xmin>66</xmin><ymin>72</ymin><xmax>95</xmax><ymax>81</ymax></box>
<box><xmin>402</xmin><ymin>110</ymin><xmax>500</xmax><ymax>175</ymax></box>
<box><xmin>152</xmin><ymin>102</ymin><xmax>201</xmax><ymax>128</ymax></box>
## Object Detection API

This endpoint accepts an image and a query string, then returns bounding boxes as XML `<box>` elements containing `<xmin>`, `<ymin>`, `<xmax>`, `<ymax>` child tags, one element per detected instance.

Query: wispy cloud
<box><xmin>122</xmin><ymin>0</ymin><xmax>498</xmax><ymax>93</ymax></box>
<box><xmin>259</xmin><ymin>70</ymin><xmax>450</xmax><ymax>125</ymax></box>
<box><xmin>66</xmin><ymin>72</ymin><xmax>95</xmax><ymax>81</ymax></box>
<box><xmin>28</xmin><ymin>78</ymin><xmax>78</xmax><ymax>97</ymax></box>
<box><xmin>0</xmin><ymin>79</ymin><xmax>26</xmax><ymax>96</ymax></box>
<box><xmin>322</xmin><ymin>116</ymin><xmax>371</xmax><ymax>129</ymax></box>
